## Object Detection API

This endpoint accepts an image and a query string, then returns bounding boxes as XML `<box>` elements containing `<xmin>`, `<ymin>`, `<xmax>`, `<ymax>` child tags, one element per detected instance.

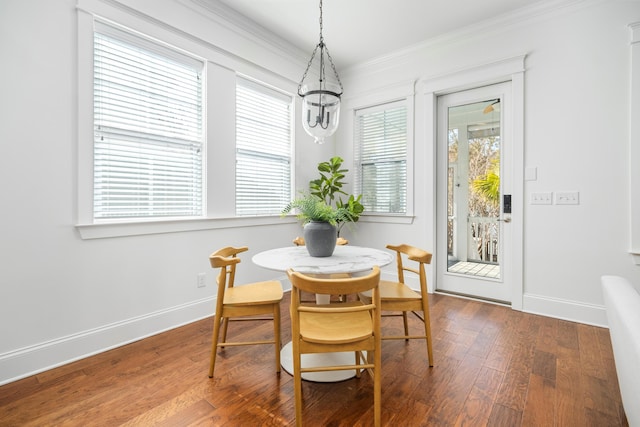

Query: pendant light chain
<box><xmin>297</xmin><ymin>0</ymin><xmax>343</xmax><ymax>96</ymax></box>
<box><xmin>297</xmin><ymin>46</ymin><xmax>319</xmax><ymax>96</ymax></box>
<box><xmin>319</xmin><ymin>0</ymin><xmax>324</xmax><ymax>45</ymax></box>
<box><xmin>297</xmin><ymin>0</ymin><xmax>344</xmax><ymax>143</ymax></box>
<box><xmin>319</xmin><ymin>0</ymin><xmax>343</xmax><ymax>93</ymax></box>
<box><xmin>324</xmin><ymin>44</ymin><xmax>343</xmax><ymax>93</ymax></box>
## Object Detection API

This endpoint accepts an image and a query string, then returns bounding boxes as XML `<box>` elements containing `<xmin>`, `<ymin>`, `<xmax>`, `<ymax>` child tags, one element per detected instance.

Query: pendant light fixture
<box><xmin>298</xmin><ymin>0</ymin><xmax>343</xmax><ymax>144</ymax></box>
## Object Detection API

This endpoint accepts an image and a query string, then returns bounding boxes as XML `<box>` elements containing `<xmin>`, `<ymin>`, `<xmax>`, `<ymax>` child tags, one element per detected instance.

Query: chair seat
<box><xmin>358</xmin><ymin>243</ymin><xmax>434</xmax><ymax>369</ymax></box>
<box><xmin>361</xmin><ymin>280</ymin><xmax>421</xmax><ymax>301</ymax></box>
<box><xmin>224</xmin><ymin>280</ymin><xmax>283</xmax><ymax>305</ymax></box>
<box><xmin>300</xmin><ymin>302</ymin><xmax>373</xmax><ymax>344</ymax></box>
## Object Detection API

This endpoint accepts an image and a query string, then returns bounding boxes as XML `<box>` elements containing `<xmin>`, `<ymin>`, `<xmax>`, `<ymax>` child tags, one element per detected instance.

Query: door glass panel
<box><xmin>446</xmin><ymin>99</ymin><xmax>501</xmax><ymax>279</ymax></box>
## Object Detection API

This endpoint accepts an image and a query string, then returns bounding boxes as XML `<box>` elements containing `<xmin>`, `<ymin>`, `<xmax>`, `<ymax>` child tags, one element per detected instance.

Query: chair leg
<box><xmin>273</xmin><ymin>304</ymin><xmax>281</xmax><ymax>373</ymax></box>
<box><xmin>373</xmin><ymin>348</ymin><xmax>381</xmax><ymax>427</ymax></box>
<box><xmin>208</xmin><ymin>314</ymin><xmax>223</xmax><ymax>378</ymax></box>
<box><xmin>220</xmin><ymin>316</ymin><xmax>230</xmax><ymax>348</ymax></box>
<box><xmin>402</xmin><ymin>311</ymin><xmax>410</xmax><ymax>340</ymax></box>
<box><xmin>421</xmin><ymin>301</ymin><xmax>434</xmax><ymax>367</ymax></box>
<box><xmin>293</xmin><ymin>349</ymin><xmax>303</xmax><ymax>427</ymax></box>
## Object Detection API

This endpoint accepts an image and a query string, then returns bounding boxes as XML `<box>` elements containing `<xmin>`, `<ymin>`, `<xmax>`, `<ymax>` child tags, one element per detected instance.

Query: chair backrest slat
<box><xmin>298</xmin><ymin>303</ymin><xmax>376</xmax><ymax>313</ymax></box>
<box><xmin>386</xmin><ymin>244</ymin><xmax>432</xmax><ymax>294</ymax></box>
<box><xmin>287</xmin><ymin>267</ymin><xmax>380</xmax><ymax>295</ymax></box>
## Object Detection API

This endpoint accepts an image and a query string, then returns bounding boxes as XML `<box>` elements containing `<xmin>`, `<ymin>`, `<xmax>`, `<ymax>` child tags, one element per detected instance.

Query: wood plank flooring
<box><xmin>0</xmin><ymin>292</ymin><xmax>628</xmax><ymax>426</ymax></box>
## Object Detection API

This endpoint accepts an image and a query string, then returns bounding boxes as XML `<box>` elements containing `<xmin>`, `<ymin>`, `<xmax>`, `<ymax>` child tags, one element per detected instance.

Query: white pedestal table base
<box><xmin>281</xmin><ymin>342</ymin><xmax>366</xmax><ymax>382</ymax></box>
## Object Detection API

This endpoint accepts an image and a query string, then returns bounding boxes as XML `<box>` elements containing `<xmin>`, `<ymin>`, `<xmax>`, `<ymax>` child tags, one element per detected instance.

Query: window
<box><xmin>354</xmin><ymin>101</ymin><xmax>408</xmax><ymax>214</ymax></box>
<box><xmin>93</xmin><ymin>22</ymin><xmax>204</xmax><ymax>220</ymax></box>
<box><xmin>235</xmin><ymin>78</ymin><xmax>293</xmax><ymax>215</ymax></box>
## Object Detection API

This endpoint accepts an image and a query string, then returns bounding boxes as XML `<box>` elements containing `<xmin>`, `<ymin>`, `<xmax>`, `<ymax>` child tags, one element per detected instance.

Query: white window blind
<box><xmin>93</xmin><ymin>22</ymin><xmax>204</xmax><ymax>220</ymax></box>
<box><xmin>236</xmin><ymin>78</ymin><xmax>292</xmax><ymax>215</ymax></box>
<box><xmin>355</xmin><ymin>101</ymin><xmax>407</xmax><ymax>214</ymax></box>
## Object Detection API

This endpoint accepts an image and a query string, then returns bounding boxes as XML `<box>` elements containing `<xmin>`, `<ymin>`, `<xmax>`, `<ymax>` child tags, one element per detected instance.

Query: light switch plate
<box><xmin>555</xmin><ymin>191</ymin><xmax>579</xmax><ymax>205</ymax></box>
<box><xmin>531</xmin><ymin>192</ymin><xmax>552</xmax><ymax>205</ymax></box>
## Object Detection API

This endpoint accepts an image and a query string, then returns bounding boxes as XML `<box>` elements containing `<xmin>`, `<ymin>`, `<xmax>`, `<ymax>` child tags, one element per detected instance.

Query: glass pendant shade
<box><xmin>300</xmin><ymin>82</ymin><xmax>341</xmax><ymax>144</ymax></box>
<box><xmin>298</xmin><ymin>0</ymin><xmax>343</xmax><ymax>144</ymax></box>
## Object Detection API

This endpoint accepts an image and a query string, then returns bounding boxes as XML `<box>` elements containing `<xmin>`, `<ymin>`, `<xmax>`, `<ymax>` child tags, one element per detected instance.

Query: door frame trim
<box><xmin>419</xmin><ymin>55</ymin><xmax>526</xmax><ymax>311</ymax></box>
<box><xmin>436</xmin><ymin>83</ymin><xmax>512</xmax><ymax>303</ymax></box>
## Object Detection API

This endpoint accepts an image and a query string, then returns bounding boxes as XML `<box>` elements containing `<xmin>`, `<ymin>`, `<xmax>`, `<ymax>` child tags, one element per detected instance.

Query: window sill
<box><xmin>359</xmin><ymin>214</ymin><xmax>415</xmax><ymax>225</ymax></box>
<box><xmin>76</xmin><ymin>216</ymin><xmax>294</xmax><ymax>240</ymax></box>
<box><xmin>75</xmin><ymin>214</ymin><xmax>413</xmax><ymax>240</ymax></box>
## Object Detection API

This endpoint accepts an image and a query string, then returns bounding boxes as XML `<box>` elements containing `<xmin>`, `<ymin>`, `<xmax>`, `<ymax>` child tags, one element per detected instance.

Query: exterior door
<box><xmin>436</xmin><ymin>82</ymin><xmax>513</xmax><ymax>303</ymax></box>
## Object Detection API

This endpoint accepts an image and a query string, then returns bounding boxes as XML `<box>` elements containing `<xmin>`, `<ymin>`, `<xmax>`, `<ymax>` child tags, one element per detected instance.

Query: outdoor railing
<box><xmin>467</xmin><ymin>216</ymin><xmax>499</xmax><ymax>264</ymax></box>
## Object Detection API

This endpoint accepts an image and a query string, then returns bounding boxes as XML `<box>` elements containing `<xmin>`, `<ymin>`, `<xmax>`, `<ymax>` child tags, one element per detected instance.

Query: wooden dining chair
<box><xmin>359</xmin><ymin>244</ymin><xmax>434</xmax><ymax>367</ymax></box>
<box><xmin>292</xmin><ymin>236</ymin><xmax>349</xmax><ymax>246</ymax></box>
<box><xmin>208</xmin><ymin>246</ymin><xmax>283</xmax><ymax>378</ymax></box>
<box><xmin>287</xmin><ymin>266</ymin><xmax>382</xmax><ymax>427</ymax></box>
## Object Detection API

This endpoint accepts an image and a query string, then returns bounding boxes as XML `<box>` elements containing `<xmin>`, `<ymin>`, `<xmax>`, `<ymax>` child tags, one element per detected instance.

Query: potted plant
<box><xmin>281</xmin><ymin>193</ymin><xmax>354</xmax><ymax>256</ymax></box>
<box><xmin>309</xmin><ymin>156</ymin><xmax>364</xmax><ymax>236</ymax></box>
<box><xmin>282</xmin><ymin>157</ymin><xmax>364</xmax><ymax>257</ymax></box>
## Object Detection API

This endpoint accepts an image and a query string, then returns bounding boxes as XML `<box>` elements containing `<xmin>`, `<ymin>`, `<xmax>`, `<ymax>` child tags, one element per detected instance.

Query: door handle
<box><xmin>497</xmin><ymin>217</ymin><xmax>511</xmax><ymax>223</ymax></box>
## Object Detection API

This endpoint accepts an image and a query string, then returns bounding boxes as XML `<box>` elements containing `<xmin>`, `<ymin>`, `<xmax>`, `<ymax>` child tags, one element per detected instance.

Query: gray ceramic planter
<box><xmin>303</xmin><ymin>221</ymin><xmax>337</xmax><ymax>257</ymax></box>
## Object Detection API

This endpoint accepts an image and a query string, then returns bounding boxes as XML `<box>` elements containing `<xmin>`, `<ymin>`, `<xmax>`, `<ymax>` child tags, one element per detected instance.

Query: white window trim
<box><xmin>77</xmin><ymin>11</ymin><xmax>211</xmax><ymax>237</ymax></box>
<box><xmin>342</xmin><ymin>81</ymin><xmax>416</xmax><ymax>223</ymax></box>
<box><xmin>76</xmin><ymin>215</ymin><xmax>295</xmax><ymax>240</ymax></box>
<box><xmin>76</xmin><ymin>1</ymin><xmax>298</xmax><ymax>239</ymax></box>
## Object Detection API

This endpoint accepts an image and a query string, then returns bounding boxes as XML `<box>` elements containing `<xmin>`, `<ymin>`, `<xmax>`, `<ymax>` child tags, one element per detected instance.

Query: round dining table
<box><xmin>252</xmin><ymin>244</ymin><xmax>394</xmax><ymax>276</ymax></box>
<box><xmin>252</xmin><ymin>245</ymin><xmax>394</xmax><ymax>382</ymax></box>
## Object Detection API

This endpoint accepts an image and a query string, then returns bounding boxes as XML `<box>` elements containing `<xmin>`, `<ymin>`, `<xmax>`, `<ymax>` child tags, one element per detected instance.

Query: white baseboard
<box><xmin>522</xmin><ymin>293</ymin><xmax>608</xmax><ymax>327</ymax></box>
<box><xmin>0</xmin><ymin>297</ymin><xmax>215</xmax><ymax>386</ymax></box>
<box><xmin>5</xmin><ymin>281</ymin><xmax>604</xmax><ymax>386</ymax></box>
<box><xmin>428</xmin><ymin>290</ymin><xmax>608</xmax><ymax>328</ymax></box>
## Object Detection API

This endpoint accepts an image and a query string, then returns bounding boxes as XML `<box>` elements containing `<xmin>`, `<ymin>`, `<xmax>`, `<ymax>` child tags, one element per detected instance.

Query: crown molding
<box><xmin>341</xmin><ymin>0</ymin><xmax>600</xmax><ymax>77</ymax></box>
<box><xmin>80</xmin><ymin>0</ymin><xmax>308</xmax><ymax>87</ymax></box>
<box><xmin>183</xmin><ymin>0</ymin><xmax>309</xmax><ymax>67</ymax></box>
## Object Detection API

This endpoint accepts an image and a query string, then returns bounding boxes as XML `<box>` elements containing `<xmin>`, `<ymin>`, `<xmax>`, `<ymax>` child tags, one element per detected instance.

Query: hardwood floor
<box><xmin>0</xmin><ymin>292</ymin><xmax>628</xmax><ymax>426</ymax></box>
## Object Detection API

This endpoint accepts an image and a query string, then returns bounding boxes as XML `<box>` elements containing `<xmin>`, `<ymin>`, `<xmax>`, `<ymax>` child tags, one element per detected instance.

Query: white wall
<box><xmin>0</xmin><ymin>0</ymin><xmax>333</xmax><ymax>385</ymax></box>
<box><xmin>336</xmin><ymin>0</ymin><xmax>640</xmax><ymax>324</ymax></box>
<box><xmin>1</xmin><ymin>0</ymin><xmax>639</xmax><ymax>385</ymax></box>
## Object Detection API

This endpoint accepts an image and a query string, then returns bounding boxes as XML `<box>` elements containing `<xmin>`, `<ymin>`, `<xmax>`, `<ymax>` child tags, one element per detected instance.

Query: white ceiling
<box><xmin>211</xmin><ymin>0</ymin><xmax>556</xmax><ymax>68</ymax></box>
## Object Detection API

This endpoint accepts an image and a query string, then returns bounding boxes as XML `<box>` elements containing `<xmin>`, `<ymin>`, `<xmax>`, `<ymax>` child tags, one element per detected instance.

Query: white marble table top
<box><xmin>252</xmin><ymin>245</ymin><xmax>394</xmax><ymax>275</ymax></box>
